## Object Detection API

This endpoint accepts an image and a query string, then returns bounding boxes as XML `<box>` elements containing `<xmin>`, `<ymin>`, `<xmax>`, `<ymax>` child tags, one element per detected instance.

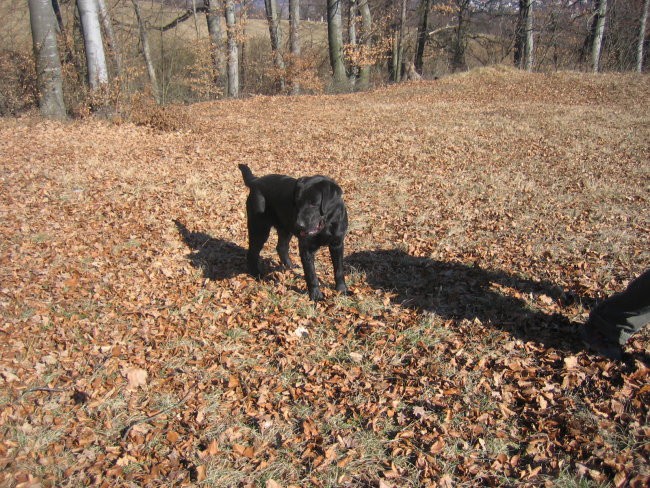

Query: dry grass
<box><xmin>0</xmin><ymin>68</ymin><xmax>649</xmax><ymax>487</ymax></box>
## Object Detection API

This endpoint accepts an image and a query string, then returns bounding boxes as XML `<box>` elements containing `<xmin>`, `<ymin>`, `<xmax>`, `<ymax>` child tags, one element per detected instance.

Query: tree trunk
<box><xmin>77</xmin><ymin>0</ymin><xmax>109</xmax><ymax>89</ymax></box>
<box><xmin>132</xmin><ymin>0</ymin><xmax>160</xmax><ymax>103</ymax></box>
<box><xmin>451</xmin><ymin>1</ymin><xmax>468</xmax><ymax>72</ymax></box>
<box><xmin>390</xmin><ymin>0</ymin><xmax>406</xmax><ymax>82</ymax></box>
<box><xmin>51</xmin><ymin>0</ymin><xmax>64</xmax><ymax>32</ymax></box>
<box><xmin>348</xmin><ymin>0</ymin><xmax>358</xmax><ymax>85</ymax></box>
<box><xmin>591</xmin><ymin>0</ymin><xmax>608</xmax><ymax>73</ymax></box>
<box><xmin>192</xmin><ymin>0</ymin><xmax>200</xmax><ymax>39</ymax></box>
<box><xmin>205</xmin><ymin>0</ymin><xmax>226</xmax><ymax>92</ymax></box>
<box><xmin>289</xmin><ymin>0</ymin><xmax>300</xmax><ymax>94</ymax></box>
<box><xmin>638</xmin><ymin>0</ymin><xmax>649</xmax><ymax>72</ymax></box>
<box><xmin>327</xmin><ymin>0</ymin><xmax>347</xmax><ymax>87</ymax></box>
<box><xmin>523</xmin><ymin>0</ymin><xmax>533</xmax><ymax>71</ymax></box>
<box><xmin>97</xmin><ymin>0</ymin><xmax>122</xmax><ymax>77</ymax></box>
<box><xmin>264</xmin><ymin>0</ymin><xmax>285</xmax><ymax>91</ymax></box>
<box><xmin>514</xmin><ymin>0</ymin><xmax>533</xmax><ymax>71</ymax></box>
<box><xmin>224</xmin><ymin>0</ymin><xmax>239</xmax><ymax>97</ymax></box>
<box><xmin>397</xmin><ymin>0</ymin><xmax>407</xmax><ymax>80</ymax></box>
<box><xmin>357</xmin><ymin>0</ymin><xmax>372</xmax><ymax>89</ymax></box>
<box><xmin>414</xmin><ymin>0</ymin><xmax>431</xmax><ymax>75</ymax></box>
<box><xmin>28</xmin><ymin>0</ymin><xmax>66</xmax><ymax>119</ymax></box>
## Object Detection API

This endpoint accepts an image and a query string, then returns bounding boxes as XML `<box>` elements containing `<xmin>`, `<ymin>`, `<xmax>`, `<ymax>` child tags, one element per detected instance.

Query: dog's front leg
<box><xmin>299</xmin><ymin>241</ymin><xmax>323</xmax><ymax>301</ymax></box>
<box><xmin>329</xmin><ymin>242</ymin><xmax>348</xmax><ymax>295</ymax></box>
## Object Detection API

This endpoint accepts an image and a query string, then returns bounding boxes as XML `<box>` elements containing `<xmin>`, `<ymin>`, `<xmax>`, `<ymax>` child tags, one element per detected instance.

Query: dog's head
<box><xmin>294</xmin><ymin>176</ymin><xmax>343</xmax><ymax>237</ymax></box>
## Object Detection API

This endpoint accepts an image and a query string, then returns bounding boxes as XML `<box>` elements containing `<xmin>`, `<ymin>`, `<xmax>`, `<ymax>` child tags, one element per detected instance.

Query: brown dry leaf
<box><xmin>195</xmin><ymin>464</ymin><xmax>207</xmax><ymax>482</ymax></box>
<box><xmin>124</xmin><ymin>367</ymin><xmax>148</xmax><ymax>390</ymax></box>
<box><xmin>563</xmin><ymin>356</ymin><xmax>579</xmax><ymax>370</ymax></box>
<box><xmin>166</xmin><ymin>430</ymin><xmax>180</xmax><ymax>443</ymax></box>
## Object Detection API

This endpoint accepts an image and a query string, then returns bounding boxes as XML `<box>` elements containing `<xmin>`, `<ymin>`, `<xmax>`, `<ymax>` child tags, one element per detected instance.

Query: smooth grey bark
<box><xmin>28</xmin><ymin>0</ymin><xmax>66</xmax><ymax>119</ymax></box>
<box><xmin>205</xmin><ymin>0</ymin><xmax>226</xmax><ymax>91</ymax></box>
<box><xmin>289</xmin><ymin>0</ymin><xmax>300</xmax><ymax>94</ymax></box>
<box><xmin>415</xmin><ymin>0</ymin><xmax>431</xmax><ymax>75</ymax></box>
<box><xmin>225</xmin><ymin>0</ymin><xmax>239</xmax><ymax>97</ymax></box>
<box><xmin>591</xmin><ymin>0</ymin><xmax>608</xmax><ymax>72</ymax></box>
<box><xmin>638</xmin><ymin>0</ymin><xmax>649</xmax><ymax>72</ymax></box>
<box><xmin>132</xmin><ymin>0</ymin><xmax>160</xmax><ymax>103</ymax></box>
<box><xmin>357</xmin><ymin>0</ymin><xmax>372</xmax><ymax>89</ymax></box>
<box><xmin>264</xmin><ymin>0</ymin><xmax>285</xmax><ymax>90</ymax></box>
<box><xmin>327</xmin><ymin>0</ymin><xmax>347</xmax><ymax>87</ymax></box>
<box><xmin>97</xmin><ymin>0</ymin><xmax>122</xmax><ymax>76</ymax></box>
<box><xmin>77</xmin><ymin>0</ymin><xmax>109</xmax><ymax>89</ymax></box>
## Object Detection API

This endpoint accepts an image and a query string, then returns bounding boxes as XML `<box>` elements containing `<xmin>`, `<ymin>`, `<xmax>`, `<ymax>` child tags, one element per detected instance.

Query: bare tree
<box><xmin>392</xmin><ymin>0</ymin><xmax>407</xmax><ymax>81</ymax></box>
<box><xmin>225</xmin><ymin>0</ymin><xmax>239</xmax><ymax>97</ymax></box>
<box><xmin>349</xmin><ymin>0</ymin><xmax>358</xmax><ymax>83</ymax></box>
<box><xmin>327</xmin><ymin>0</ymin><xmax>347</xmax><ymax>87</ymax></box>
<box><xmin>415</xmin><ymin>0</ymin><xmax>431</xmax><ymax>75</ymax></box>
<box><xmin>514</xmin><ymin>0</ymin><xmax>534</xmax><ymax>71</ymax></box>
<box><xmin>265</xmin><ymin>0</ymin><xmax>285</xmax><ymax>90</ymax></box>
<box><xmin>289</xmin><ymin>0</ymin><xmax>300</xmax><ymax>94</ymax></box>
<box><xmin>638</xmin><ymin>0</ymin><xmax>649</xmax><ymax>72</ymax></box>
<box><xmin>357</xmin><ymin>0</ymin><xmax>372</xmax><ymax>89</ymax></box>
<box><xmin>97</xmin><ymin>0</ymin><xmax>122</xmax><ymax>77</ymax></box>
<box><xmin>132</xmin><ymin>0</ymin><xmax>160</xmax><ymax>103</ymax></box>
<box><xmin>451</xmin><ymin>0</ymin><xmax>471</xmax><ymax>72</ymax></box>
<box><xmin>28</xmin><ymin>0</ymin><xmax>66</xmax><ymax>119</ymax></box>
<box><xmin>205</xmin><ymin>0</ymin><xmax>226</xmax><ymax>91</ymax></box>
<box><xmin>591</xmin><ymin>0</ymin><xmax>608</xmax><ymax>72</ymax></box>
<box><xmin>77</xmin><ymin>0</ymin><xmax>109</xmax><ymax>89</ymax></box>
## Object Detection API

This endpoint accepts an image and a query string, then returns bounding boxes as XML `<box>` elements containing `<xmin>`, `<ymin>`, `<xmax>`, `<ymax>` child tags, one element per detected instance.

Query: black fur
<box><xmin>238</xmin><ymin>164</ymin><xmax>348</xmax><ymax>301</ymax></box>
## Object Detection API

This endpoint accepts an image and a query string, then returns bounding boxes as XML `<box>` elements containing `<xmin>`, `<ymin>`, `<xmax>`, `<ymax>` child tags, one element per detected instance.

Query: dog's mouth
<box><xmin>300</xmin><ymin>220</ymin><xmax>325</xmax><ymax>237</ymax></box>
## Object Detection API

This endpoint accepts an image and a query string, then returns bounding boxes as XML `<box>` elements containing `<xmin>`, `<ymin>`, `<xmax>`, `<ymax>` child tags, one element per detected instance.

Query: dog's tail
<box><xmin>238</xmin><ymin>164</ymin><xmax>255</xmax><ymax>187</ymax></box>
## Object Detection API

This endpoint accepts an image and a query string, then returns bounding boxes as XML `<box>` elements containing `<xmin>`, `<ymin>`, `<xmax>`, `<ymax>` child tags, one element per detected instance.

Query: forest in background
<box><xmin>2</xmin><ymin>0</ymin><xmax>649</xmax><ymax>118</ymax></box>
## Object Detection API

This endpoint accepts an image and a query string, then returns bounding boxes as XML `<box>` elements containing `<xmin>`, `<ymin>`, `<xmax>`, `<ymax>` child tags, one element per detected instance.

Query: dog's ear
<box><xmin>320</xmin><ymin>179</ymin><xmax>343</xmax><ymax>216</ymax></box>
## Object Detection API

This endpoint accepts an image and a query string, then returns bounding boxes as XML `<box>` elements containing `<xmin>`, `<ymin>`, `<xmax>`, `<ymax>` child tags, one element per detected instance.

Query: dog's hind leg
<box><xmin>276</xmin><ymin>229</ymin><xmax>294</xmax><ymax>269</ymax></box>
<box><xmin>246</xmin><ymin>219</ymin><xmax>270</xmax><ymax>278</ymax></box>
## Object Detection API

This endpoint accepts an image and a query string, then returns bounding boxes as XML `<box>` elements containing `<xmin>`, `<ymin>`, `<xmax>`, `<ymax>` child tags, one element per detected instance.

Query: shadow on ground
<box><xmin>347</xmin><ymin>248</ymin><xmax>590</xmax><ymax>354</ymax></box>
<box><xmin>174</xmin><ymin>220</ymin><xmax>589</xmax><ymax>354</ymax></box>
<box><xmin>174</xmin><ymin>220</ymin><xmax>247</xmax><ymax>280</ymax></box>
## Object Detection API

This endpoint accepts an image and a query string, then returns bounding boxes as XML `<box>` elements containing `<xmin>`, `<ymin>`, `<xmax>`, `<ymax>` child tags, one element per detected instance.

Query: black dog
<box><xmin>238</xmin><ymin>164</ymin><xmax>348</xmax><ymax>301</ymax></box>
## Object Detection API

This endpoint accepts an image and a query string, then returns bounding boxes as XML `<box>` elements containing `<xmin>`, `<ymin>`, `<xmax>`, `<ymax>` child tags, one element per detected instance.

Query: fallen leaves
<box><xmin>0</xmin><ymin>70</ymin><xmax>648</xmax><ymax>487</ymax></box>
<box><xmin>123</xmin><ymin>367</ymin><xmax>148</xmax><ymax>391</ymax></box>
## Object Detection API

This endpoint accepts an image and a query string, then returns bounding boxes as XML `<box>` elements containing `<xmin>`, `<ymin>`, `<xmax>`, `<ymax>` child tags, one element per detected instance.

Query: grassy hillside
<box><xmin>1</xmin><ymin>68</ymin><xmax>649</xmax><ymax>487</ymax></box>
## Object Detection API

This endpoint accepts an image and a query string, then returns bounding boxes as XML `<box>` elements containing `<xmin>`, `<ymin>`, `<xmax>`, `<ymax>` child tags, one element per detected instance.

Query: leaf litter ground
<box><xmin>0</xmin><ymin>67</ymin><xmax>649</xmax><ymax>487</ymax></box>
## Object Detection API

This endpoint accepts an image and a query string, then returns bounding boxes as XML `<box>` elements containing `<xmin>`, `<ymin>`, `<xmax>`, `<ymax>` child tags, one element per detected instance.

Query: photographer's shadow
<box><xmin>347</xmin><ymin>249</ymin><xmax>590</xmax><ymax>353</ymax></box>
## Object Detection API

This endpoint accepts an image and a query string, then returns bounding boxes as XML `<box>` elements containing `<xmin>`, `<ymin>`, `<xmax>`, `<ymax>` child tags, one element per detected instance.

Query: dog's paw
<box><xmin>309</xmin><ymin>288</ymin><xmax>324</xmax><ymax>301</ymax></box>
<box><xmin>335</xmin><ymin>283</ymin><xmax>349</xmax><ymax>295</ymax></box>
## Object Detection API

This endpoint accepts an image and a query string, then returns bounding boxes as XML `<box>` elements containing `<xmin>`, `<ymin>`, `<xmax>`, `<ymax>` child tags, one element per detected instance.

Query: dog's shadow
<box><xmin>174</xmin><ymin>220</ymin><xmax>248</xmax><ymax>280</ymax></box>
<box><xmin>347</xmin><ymin>249</ymin><xmax>593</xmax><ymax>354</ymax></box>
<box><xmin>175</xmin><ymin>221</ymin><xmax>590</xmax><ymax>354</ymax></box>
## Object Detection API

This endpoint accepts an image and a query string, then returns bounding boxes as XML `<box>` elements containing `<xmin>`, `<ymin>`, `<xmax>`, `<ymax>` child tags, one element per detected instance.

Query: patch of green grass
<box><xmin>553</xmin><ymin>467</ymin><xmax>612</xmax><ymax>488</ymax></box>
<box><xmin>30</xmin><ymin>232</ymin><xmax>50</xmax><ymax>243</ymax></box>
